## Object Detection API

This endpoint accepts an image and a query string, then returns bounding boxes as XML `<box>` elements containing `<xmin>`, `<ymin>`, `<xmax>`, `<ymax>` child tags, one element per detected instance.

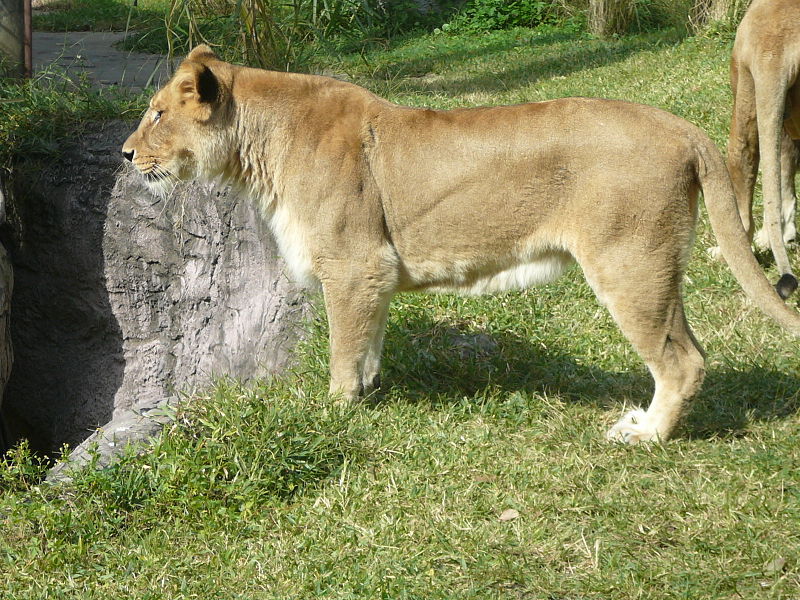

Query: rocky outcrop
<box><xmin>1</xmin><ymin>122</ymin><xmax>308</xmax><ymax>472</ymax></box>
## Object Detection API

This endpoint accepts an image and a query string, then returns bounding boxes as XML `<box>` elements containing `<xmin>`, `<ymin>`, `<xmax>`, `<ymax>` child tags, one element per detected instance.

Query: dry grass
<box><xmin>588</xmin><ymin>0</ymin><xmax>636</xmax><ymax>36</ymax></box>
<box><xmin>689</xmin><ymin>0</ymin><xmax>753</xmax><ymax>33</ymax></box>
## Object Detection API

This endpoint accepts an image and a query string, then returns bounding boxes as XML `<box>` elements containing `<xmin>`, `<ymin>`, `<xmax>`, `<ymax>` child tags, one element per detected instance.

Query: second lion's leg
<box><xmin>727</xmin><ymin>67</ymin><xmax>760</xmax><ymax>244</ymax></box>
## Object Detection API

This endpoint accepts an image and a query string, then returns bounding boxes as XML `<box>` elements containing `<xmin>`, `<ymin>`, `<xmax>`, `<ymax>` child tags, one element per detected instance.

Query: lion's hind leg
<box><xmin>606</xmin><ymin>298</ymin><xmax>705</xmax><ymax>444</ymax></box>
<box><xmin>754</xmin><ymin>129</ymin><xmax>798</xmax><ymax>249</ymax></box>
<box><xmin>579</xmin><ymin>248</ymin><xmax>706</xmax><ymax>443</ymax></box>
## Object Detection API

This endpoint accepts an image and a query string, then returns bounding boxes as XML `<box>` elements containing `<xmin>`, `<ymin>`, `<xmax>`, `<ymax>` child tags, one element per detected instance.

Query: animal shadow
<box><xmin>376</xmin><ymin>312</ymin><xmax>800</xmax><ymax>440</ymax></box>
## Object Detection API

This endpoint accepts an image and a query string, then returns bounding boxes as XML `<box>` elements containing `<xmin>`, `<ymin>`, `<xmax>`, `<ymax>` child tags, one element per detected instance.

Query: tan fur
<box><xmin>122</xmin><ymin>45</ymin><xmax>800</xmax><ymax>444</ymax></box>
<box><xmin>727</xmin><ymin>0</ymin><xmax>800</xmax><ymax>286</ymax></box>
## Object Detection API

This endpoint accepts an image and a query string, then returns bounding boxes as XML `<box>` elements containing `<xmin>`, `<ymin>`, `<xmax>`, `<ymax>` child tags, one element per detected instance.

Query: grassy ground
<box><xmin>0</xmin><ymin>75</ymin><xmax>147</xmax><ymax>169</ymax></box>
<box><xmin>2</xmin><ymin>24</ymin><xmax>800</xmax><ymax>599</ymax></box>
<box><xmin>32</xmin><ymin>0</ymin><xmax>169</xmax><ymax>32</ymax></box>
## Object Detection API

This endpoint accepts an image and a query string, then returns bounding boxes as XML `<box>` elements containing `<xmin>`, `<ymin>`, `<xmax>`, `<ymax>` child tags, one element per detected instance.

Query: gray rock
<box><xmin>0</xmin><ymin>121</ymin><xmax>308</xmax><ymax>476</ymax></box>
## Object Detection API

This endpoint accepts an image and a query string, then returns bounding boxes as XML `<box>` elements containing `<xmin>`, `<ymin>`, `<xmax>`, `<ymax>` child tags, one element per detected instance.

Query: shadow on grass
<box><xmin>372</xmin><ymin>29</ymin><xmax>685</xmax><ymax>97</ymax></box>
<box><xmin>685</xmin><ymin>368</ymin><xmax>800</xmax><ymax>439</ymax></box>
<box><xmin>378</xmin><ymin>312</ymin><xmax>800</xmax><ymax>440</ymax></box>
<box><xmin>380</xmin><ymin>311</ymin><xmax>649</xmax><ymax>408</ymax></box>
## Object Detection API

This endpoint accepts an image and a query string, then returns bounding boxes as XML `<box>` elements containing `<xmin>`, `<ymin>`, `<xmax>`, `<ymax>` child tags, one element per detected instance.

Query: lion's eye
<box><xmin>153</xmin><ymin>110</ymin><xmax>163</xmax><ymax>123</ymax></box>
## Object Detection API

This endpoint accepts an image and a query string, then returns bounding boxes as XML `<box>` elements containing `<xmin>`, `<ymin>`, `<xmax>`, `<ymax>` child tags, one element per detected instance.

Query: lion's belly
<box><xmin>405</xmin><ymin>249</ymin><xmax>574</xmax><ymax>295</ymax></box>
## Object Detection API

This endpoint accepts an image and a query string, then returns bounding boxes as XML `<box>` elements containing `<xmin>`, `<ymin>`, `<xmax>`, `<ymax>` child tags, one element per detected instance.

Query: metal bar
<box><xmin>23</xmin><ymin>0</ymin><xmax>31</xmax><ymax>77</ymax></box>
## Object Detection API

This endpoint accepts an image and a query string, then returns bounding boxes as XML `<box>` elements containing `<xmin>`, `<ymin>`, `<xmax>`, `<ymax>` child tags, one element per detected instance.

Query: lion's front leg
<box><xmin>360</xmin><ymin>299</ymin><xmax>391</xmax><ymax>396</ymax></box>
<box><xmin>322</xmin><ymin>273</ymin><xmax>395</xmax><ymax>403</ymax></box>
<box><xmin>779</xmin><ymin>134</ymin><xmax>798</xmax><ymax>245</ymax></box>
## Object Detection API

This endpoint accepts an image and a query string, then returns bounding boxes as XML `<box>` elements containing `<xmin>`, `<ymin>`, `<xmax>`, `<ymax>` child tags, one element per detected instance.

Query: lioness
<box><xmin>123</xmin><ymin>45</ymin><xmax>800</xmax><ymax>444</ymax></box>
<box><xmin>727</xmin><ymin>0</ymin><xmax>800</xmax><ymax>298</ymax></box>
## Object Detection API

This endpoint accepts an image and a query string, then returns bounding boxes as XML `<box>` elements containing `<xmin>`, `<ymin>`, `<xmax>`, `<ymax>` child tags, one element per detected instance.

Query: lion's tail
<box><xmin>695</xmin><ymin>136</ymin><xmax>800</xmax><ymax>337</ymax></box>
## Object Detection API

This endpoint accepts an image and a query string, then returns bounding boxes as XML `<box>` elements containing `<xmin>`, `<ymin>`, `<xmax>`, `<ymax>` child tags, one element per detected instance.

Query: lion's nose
<box><xmin>122</xmin><ymin>149</ymin><xmax>134</xmax><ymax>162</ymax></box>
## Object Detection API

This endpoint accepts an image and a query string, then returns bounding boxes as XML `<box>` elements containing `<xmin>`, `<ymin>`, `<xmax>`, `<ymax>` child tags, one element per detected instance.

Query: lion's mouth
<box><xmin>141</xmin><ymin>165</ymin><xmax>175</xmax><ymax>184</ymax></box>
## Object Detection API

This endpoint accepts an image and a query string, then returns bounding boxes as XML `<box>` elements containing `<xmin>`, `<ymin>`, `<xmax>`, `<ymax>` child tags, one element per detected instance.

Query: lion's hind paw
<box><xmin>606</xmin><ymin>409</ymin><xmax>662</xmax><ymax>444</ymax></box>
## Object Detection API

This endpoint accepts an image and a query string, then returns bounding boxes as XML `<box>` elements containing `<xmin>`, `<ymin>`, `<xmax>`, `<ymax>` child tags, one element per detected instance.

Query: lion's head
<box><xmin>122</xmin><ymin>45</ymin><xmax>232</xmax><ymax>194</ymax></box>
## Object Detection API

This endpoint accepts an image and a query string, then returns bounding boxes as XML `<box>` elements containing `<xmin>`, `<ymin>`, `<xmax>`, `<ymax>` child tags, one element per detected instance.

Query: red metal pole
<box><xmin>23</xmin><ymin>0</ymin><xmax>31</xmax><ymax>77</ymax></box>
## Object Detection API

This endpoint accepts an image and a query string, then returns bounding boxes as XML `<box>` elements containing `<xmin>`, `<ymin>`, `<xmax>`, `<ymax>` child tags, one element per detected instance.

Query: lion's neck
<box><xmin>221</xmin><ymin>70</ymin><xmax>318</xmax><ymax>210</ymax></box>
<box><xmin>221</xmin><ymin>104</ymin><xmax>281</xmax><ymax>210</ymax></box>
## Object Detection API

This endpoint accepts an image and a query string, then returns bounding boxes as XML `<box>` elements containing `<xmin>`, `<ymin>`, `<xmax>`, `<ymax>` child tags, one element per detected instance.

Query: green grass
<box><xmin>32</xmin><ymin>0</ymin><xmax>169</xmax><ymax>32</ymax></box>
<box><xmin>3</xmin><ymin>26</ymin><xmax>800</xmax><ymax>599</ymax></box>
<box><xmin>0</xmin><ymin>72</ymin><xmax>147</xmax><ymax>170</ymax></box>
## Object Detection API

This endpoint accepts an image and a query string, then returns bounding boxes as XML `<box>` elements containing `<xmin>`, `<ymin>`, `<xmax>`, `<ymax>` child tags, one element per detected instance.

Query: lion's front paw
<box><xmin>606</xmin><ymin>409</ymin><xmax>661</xmax><ymax>444</ymax></box>
<box><xmin>707</xmin><ymin>246</ymin><xmax>723</xmax><ymax>261</ymax></box>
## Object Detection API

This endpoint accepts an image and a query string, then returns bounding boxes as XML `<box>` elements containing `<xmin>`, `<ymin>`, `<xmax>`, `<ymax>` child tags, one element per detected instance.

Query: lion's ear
<box><xmin>174</xmin><ymin>62</ymin><xmax>220</xmax><ymax>121</ymax></box>
<box><xmin>187</xmin><ymin>44</ymin><xmax>218</xmax><ymax>62</ymax></box>
<box><xmin>176</xmin><ymin>62</ymin><xmax>219</xmax><ymax>105</ymax></box>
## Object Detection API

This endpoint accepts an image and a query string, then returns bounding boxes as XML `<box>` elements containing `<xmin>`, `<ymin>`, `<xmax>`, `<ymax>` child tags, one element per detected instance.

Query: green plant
<box><xmin>445</xmin><ymin>0</ymin><xmax>565</xmax><ymax>33</ymax></box>
<box><xmin>0</xmin><ymin>440</ymin><xmax>51</xmax><ymax>492</ymax></box>
<box><xmin>160</xmin><ymin>0</ymin><xmax>395</xmax><ymax>71</ymax></box>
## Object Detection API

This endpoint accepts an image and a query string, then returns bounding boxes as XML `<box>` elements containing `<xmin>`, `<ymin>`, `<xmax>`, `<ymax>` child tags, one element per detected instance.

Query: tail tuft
<box><xmin>775</xmin><ymin>273</ymin><xmax>798</xmax><ymax>300</ymax></box>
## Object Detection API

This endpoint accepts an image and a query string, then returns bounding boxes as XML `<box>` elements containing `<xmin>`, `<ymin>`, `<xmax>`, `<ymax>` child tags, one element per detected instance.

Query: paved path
<box><xmin>32</xmin><ymin>31</ymin><xmax>173</xmax><ymax>90</ymax></box>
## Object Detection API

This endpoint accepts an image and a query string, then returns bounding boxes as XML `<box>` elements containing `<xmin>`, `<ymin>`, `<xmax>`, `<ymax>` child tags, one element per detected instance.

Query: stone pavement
<box><xmin>32</xmin><ymin>31</ymin><xmax>173</xmax><ymax>89</ymax></box>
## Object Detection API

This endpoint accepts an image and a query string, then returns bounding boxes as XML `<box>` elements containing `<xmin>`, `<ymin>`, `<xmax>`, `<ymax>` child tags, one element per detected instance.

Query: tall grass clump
<box><xmin>586</xmin><ymin>0</ymin><xmax>696</xmax><ymax>36</ymax></box>
<box><xmin>164</xmin><ymin>0</ymin><xmax>360</xmax><ymax>70</ymax></box>
<box><xmin>689</xmin><ymin>0</ymin><xmax>752</xmax><ymax>34</ymax></box>
<box><xmin>588</xmin><ymin>0</ymin><xmax>634</xmax><ymax>36</ymax></box>
<box><xmin>158</xmin><ymin>0</ymin><xmax>461</xmax><ymax>71</ymax></box>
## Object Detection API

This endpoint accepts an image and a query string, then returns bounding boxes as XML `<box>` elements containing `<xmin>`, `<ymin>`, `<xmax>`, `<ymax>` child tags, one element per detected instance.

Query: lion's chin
<box><xmin>133</xmin><ymin>162</ymin><xmax>183</xmax><ymax>198</ymax></box>
<box><xmin>139</xmin><ymin>169</ymin><xmax>177</xmax><ymax>198</ymax></box>
<box><xmin>144</xmin><ymin>178</ymin><xmax>176</xmax><ymax>198</ymax></box>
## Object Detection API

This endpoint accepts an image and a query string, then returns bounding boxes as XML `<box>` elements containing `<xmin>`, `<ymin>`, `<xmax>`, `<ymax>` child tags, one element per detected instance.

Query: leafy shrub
<box><xmin>445</xmin><ymin>0</ymin><xmax>565</xmax><ymax>33</ymax></box>
<box><xmin>154</xmin><ymin>0</ymin><xmax>462</xmax><ymax>71</ymax></box>
<box><xmin>0</xmin><ymin>440</ymin><xmax>51</xmax><ymax>491</ymax></box>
